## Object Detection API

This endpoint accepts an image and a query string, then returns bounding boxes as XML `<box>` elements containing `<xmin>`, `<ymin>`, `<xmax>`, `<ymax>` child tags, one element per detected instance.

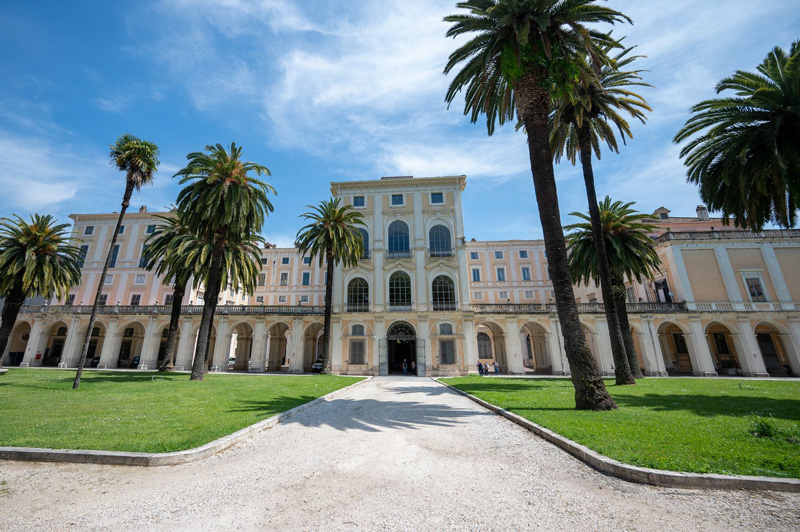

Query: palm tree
<box><xmin>674</xmin><ymin>39</ymin><xmax>800</xmax><ymax>230</ymax></box>
<box><xmin>296</xmin><ymin>198</ymin><xmax>365</xmax><ymax>373</ymax></box>
<box><xmin>443</xmin><ymin>0</ymin><xmax>630</xmax><ymax>410</ymax></box>
<box><xmin>549</xmin><ymin>42</ymin><xmax>652</xmax><ymax>383</ymax></box>
<box><xmin>565</xmin><ymin>197</ymin><xmax>661</xmax><ymax>377</ymax></box>
<box><xmin>73</xmin><ymin>134</ymin><xmax>159</xmax><ymax>389</ymax></box>
<box><xmin>0</xmin><ymin>215</ymin><xmax>82</xmax><ymax>363</ymax></box>
<box><xmin>175</xmin><ymin>143</ymin><xmax>274</xmax><ymax>381</ymax></box>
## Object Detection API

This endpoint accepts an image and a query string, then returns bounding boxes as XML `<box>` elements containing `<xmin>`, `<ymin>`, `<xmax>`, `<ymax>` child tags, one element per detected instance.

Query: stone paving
<box><xmin>1</xmin><ymin>376</ymin><xmax>799</xmax><ymax>531</ymax></box>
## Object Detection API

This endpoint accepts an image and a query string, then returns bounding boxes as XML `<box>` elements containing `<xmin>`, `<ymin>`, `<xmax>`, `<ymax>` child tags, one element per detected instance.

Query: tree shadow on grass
<box><xmin>614</xmin><ymin>393</ymin><xmax>800</xmax><ymax>421</ymax></box>
<box><xmin>233</xmin><ymin>396</ymin><xmax>484</xmax><ymax>433</ymax></box>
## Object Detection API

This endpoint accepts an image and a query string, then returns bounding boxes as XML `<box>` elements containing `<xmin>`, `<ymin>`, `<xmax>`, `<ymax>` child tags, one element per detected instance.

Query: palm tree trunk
<box><xmin>611</xmin><ymin>269</ymin><xmax>644</xmax><ymax>378</ymax></box>
<box><xmin>516</xmin><ymin>75</ymin><xmax>616</xmax><ymax>410</ymax></box>
<box><xmin>0</xmin><ymin>275</ymin><xmax>26</xmax><ymax>365</ymax></box>
<box><xmin>191</xmin><ymin>238</ymin><xmax>224</xmax><ymax>381</ymax></box>
<box><xmin>73</xmin><ymin>181</ymin><xmax>134</xmax><ymax>389</ymax></box>
<box><xmin>576</xmin><ymin>126</ymin><xmax>635</xmax><ymax>386</ymax></box>
<box><xmin>159</xmin><ymin>281</ymin><xmax>186</xmax><ymax>371</ymax></box>
<box><xmin>321</xmin><ymin>248</ymin><xmax>335</xmax><ymax>373</ymax></box>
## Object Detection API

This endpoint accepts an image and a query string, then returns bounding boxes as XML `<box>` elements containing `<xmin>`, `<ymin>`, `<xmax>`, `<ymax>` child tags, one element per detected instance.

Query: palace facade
<box><xmin>3</xmin><ymin>176</ymin><xmax>800</xmax><ymax>378</ymax></box>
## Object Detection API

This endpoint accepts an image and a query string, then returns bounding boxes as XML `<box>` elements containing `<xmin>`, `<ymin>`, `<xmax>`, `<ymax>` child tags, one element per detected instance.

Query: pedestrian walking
<box><xmin>477</xmin><ymin>362</ymin><xmax>484</xmax><ymax>376</ymax></box>
<box><xmin>483</xmin><ymin>362</ymin><xmax>489</xmax><ymax>376</ymax></box>
<box><xmin>493</xmin><ymin>360</ymin><xmax>499</xmax><ymax>375</ymax></box>
<box><xmin>411</xmin><ymin>360</ymin><xmax>416</xmax><ymax>376</ymax></box>
<box><xmin>402</xmin><ymin>359</ymin><xmax>408</xmax><ymax>375</ymax></box>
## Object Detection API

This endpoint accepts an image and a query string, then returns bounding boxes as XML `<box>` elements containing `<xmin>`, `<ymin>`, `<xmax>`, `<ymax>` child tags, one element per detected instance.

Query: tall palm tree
<box><xmin>0</xmin><ymin>215</ymin><xmax>82</xmax><ymax>363</ymax></box>
<box><xmin>550</xmin><ymin>42</ymin><xmax>652</xmax><ymax>383</ymax></box>
<box><xmin>141</xmin><ymin>208</ymin><xmax>199</xmax><ymax>371</ymax></box>
<box><xmin>73</xmin><ymin>134</ymin><xmax>159</xmax><ymax>389</ymax></box>
<box><xmin>175</xmin><ymin>143</ymin><xmax>274</xmax><ymax>381</ymax></box>
<box><xmin>296</xmin><ymin>198</ymin><xmax>365</xmax><ymax>373</ymax></box>
<box><xmin>565</xmin><ymin>197</ymin><xmax>661</xmax><ymax>377</ymax></box>
<box><xmin>674</xmin><ymin>39</ymin><xmax>800</xmax><ymax>230</ymax></box>
<box><xmin>443</xmin><ymin>0</ymin><xmax>631</xmax><ymax>410</ymax></box>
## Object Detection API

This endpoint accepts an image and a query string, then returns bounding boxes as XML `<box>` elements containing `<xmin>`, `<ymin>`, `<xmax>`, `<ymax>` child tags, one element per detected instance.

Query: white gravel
<box><xmin>1</xmin><ymin>376</ymin><xmax>799</xmax><ymax>531</ymax></box>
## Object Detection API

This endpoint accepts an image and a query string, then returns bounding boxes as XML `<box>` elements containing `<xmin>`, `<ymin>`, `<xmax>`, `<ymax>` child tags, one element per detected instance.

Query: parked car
<box><xmin>311</xmin><ymin>361</ymin><xmax>323</xmax><ymax>373</ymax></box>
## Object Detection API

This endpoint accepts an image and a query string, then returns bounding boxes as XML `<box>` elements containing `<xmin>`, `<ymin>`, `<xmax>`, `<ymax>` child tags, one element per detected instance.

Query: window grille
<box><xmin>477</xmin><ymin>332</ymin><xmax>493</xmax><ymax>359</ymax></box>
<box><xmin>349</xmin><ymin>340</ymin><xmax>366</xmax><ymax>364</ymax></box>
<box><xmin>440</xmin><ymin>339</ymin><xmax>456</xmax><ymax>365</ymax></box>
<box><xmin>389</xmin><ymin>271</ymin><xmax>411</xmax><ymax>308</ymax></box>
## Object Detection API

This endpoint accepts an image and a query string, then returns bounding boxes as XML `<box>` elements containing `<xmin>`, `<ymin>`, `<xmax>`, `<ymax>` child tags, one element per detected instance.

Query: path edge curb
<box><xmin>436</xmin><ymin>378</ymin><xmax>800</xmax><ymax>493</ymax></box>
<box><xmin>0</xmin><ymin>376</ymin><xmax>371</xmax><ymax>467</ymax></box>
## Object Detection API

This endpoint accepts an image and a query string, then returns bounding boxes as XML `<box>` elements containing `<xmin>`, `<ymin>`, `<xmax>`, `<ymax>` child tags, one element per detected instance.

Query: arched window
<box><xmin>351</xmin><ymin>324</ymin><xmax>365</xmax><ymax>336</ymax></box>
<box><xmin>358</xmin><ymin>228</ymin><xmax>370</xmax><ymax>259</ymax></box>
<box><xmin>347</xmin><ymin>278</ymin><xmax>369</xmax><ymax>312</ymax></box>
<box><xmin>429</xmin><ymin>225</ymin><xmax>452</xmax><ymax>257</ymax></box>
<box><xmin>389</xmin><ymin>271</ymin><xmax>412</xmax><ymax>309</ymax></box>
<box><xmin>388</xmin><ymin>221</ymin><xmax>410</xmax><ymax>257</ymax></box>
<box><xmin>477</xmin><ymin>332</ymin><xmax>493</xmax><ymax>359</ymax></box>
<box><xmin>439</xmin><ymin>323</ymin><xmax>453</xmax><ymax>335</ymax></box>
<box><xmin>431</xmin><ymin>275</ymin><xmax>456</xmax><ymax>310</ymax></box>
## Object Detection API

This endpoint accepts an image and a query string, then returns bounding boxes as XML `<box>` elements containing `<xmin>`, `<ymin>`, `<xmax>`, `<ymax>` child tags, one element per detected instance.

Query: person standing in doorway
<box><xmin>402</xmin><ymin>359</ymin><xmax>408</xmax><ymax>375</ymax></box>
<box><xmin>411</xmin><ymin>360</ymin><xmax>416</xmax><ymax>376</ymax></box>
<box><xmin>483</xmin><ymin>362</ymin><xmax>489</xmax><ymax>376</ymax></box>
<box><xmin>493</xmin><ymin>360</ymin><xmax>499</xmax><ymax>376</ymax></box>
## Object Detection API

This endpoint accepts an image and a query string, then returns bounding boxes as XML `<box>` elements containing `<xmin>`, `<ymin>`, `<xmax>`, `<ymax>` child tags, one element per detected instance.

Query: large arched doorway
<box><xmin>387</xmin><ymin>321</ymin><xmax>416</xmax><ymax>374</ymax></box>
<box><xmin>705</xmin><ymin>321</ymin><xmax>741</xmax><ymax>375</ymax></box>
<box><xmin>5</xmin><ymin>321</ymin><xmax>31</xmax><ymax>366</ymax></box>
<box><xmin>83</xmin><ymin>323</ymin><xmax>107</xmax><ymax>368</ymax></box>
<box><xmin>267</xmin><ymin>322</ymin><xmax>290</xmax><ymax>371</ymax></box>
<box><xmin>657</xmin><ymin>321</ymin><xmax>693</xmax><ymax>375</ymax></box>
<box><xmin>476</xmin><ymin>321</ymin><xmax>508</xmax><ymax>372</ymax></box>
<box><xmin>755</xmin><ymin>323</ymin><xmax>793</xmax><ymax>376</ymax></box>
<box><xmin>230</xmin><ymin>322</ymin><xmax>254</xmax><ymax>371</ymax></box>
<box><xmin>116</xmin><ymin>322</ymin><xmax>146</xmax><ymax>369</ymax></box>
<box><xmin>520</xmin><ymin>322</ymin><xmax>551</xmax><ymax>373</ymax></box>
<box><xmin>42</xmin><ymin>322</ymin><xmax>69</xmax><ymax>367</ymax></box>
<box><xmin>303</xmin><ymin>323</ymin><xmax>324</xmax><ymax>372</ymax></box>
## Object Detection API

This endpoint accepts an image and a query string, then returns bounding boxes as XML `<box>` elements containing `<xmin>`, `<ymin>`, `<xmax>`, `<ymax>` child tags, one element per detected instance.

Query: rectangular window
<box><xmin>84</xmin><ymin>226</ymin><xmax>94</xmax><ymax>235</ymax></box>
<box><xmin>745</xmin><ymin>277</ymin><xmax>766</xmax><ymax>302</ymax></box>
<box><xmin>134</xmin><ymin>274</ymin><xmax>146</xmax><ymax>284</ymax></box>
<box><xmin>66</xmin><ymin>294</ymin><xmax>76</xmax><ymax>306</ymax></box>
<box><xmin>524</xmin><ymin>290</ymin><xmax>534</xmax><ymax>299</ymax></box>
<box><xmin>498</xmin><ymin>291</ymin><xmax>508</xmax><ymax>300</ymax></box>
<box><xmin>78</xmin><ymin>245</ymin><xmax>89</xmax><ymax>268</ymax></box>
<box><xmin>300</xmin><ymin>295</ymin><xmax>309</xmax><ymax>303</ymax></box>
<box><xmin>472</xmin><ymin>269</ymin><xmax>481</xmax><ymax>282</ymax></box>
<box><xmin>104</xmin><ymin>274</ymin><xmax>113</xmax><ymax>285</ymax></box>
<box><xmin>258</xmin><ymin>273</ymin><xmax>266</xmax><ymax>287</ymax></box>
<box><xmin>130</xmin><ymin>294</ymin><xmax>141</xmax><ymax>306</ymax></box>
<box><xmin>256</xmin><ymin>296</ymin><xmax>264</xmax><ymax>303</ymax></box>
<box><xmin>278</xmin><ymin>295</ymin><xmax>287</xmax><ymax>303</ymax></box>
<box><xmin>280</xmin><ymin>272</ymin><xmax>288</xmax><ymax>286</ymax></box>
<box><xmin>519</xmin><ymin>250</ymin><xmax>528</xmax><ymax>258</ymax></box>
<box><xmin>626</xmin><ymin>287</ymin><xmax>636</xmax><ymax>303</ymax></box>
<box><xmin>118</xmin><ymin>225</ymin><xmax>125</xmax><ymax>235</ymax></box>
<box><xmin>349</xmin><ymin>339</ymin><xmax>366</xmax><ymax>365</ymax></box>
<box><xmin>165</xmin><ymin>294</ymin><xmax>174</xmax><ymax>305</ymax></box>
<box><xmin>139</xmin><ymin>245</ymin><xmax>148</xmax><ymax>268</ymax></box>
<box><xmin>521</xmin><ymin>267</ymin><xmax>531</xmax><ymax>281</ymax></box>
<box><xmin>497</xmin><ymin>268</ymin><xmax>506</xmax><ymax>282</ymax></box>
<box><xmin>474</xmin><ymin>291</ymin><xmax>483</xmax><ymax>300</ymax></box>
<box><xmin>146</xmin><ymin>225</ymin><xmax>156</xmax><ymax>234</ymax></box>
<box><xmin>494</xmin><ymin>251</ymin><xmax>503</xmax><ymax>259</ymax></box>
<box><xmin>99</xmin><ymin>294</ymin><xmax>108</xmax><ymax>306</ymax></box>
<box><xmin>353</xmin><ymin>196</ymin><xmax>365</xmax><ymax>207</ymax></box>
<box><xmin>439</xmin><ymin>339</ymin><xmax>456</xmax><ymax>365</ymax></box>
<box><xmin>281</xmin><ymin>257</ymin><xmax>290</xmax><ymax>265</ymax></box>
<box><xmin>469</xmin><ymin>252</ymin><xmax>478</xmax><ymax>260</ymax></box>
<box><xmin>430</xmin><ymin>192</ymin><xmax>444</xmax><ymax>204</ymax></box>
<box><xmin>303</xmin><ymin>257</ymin><xmax>311</xmax><ymax>265</ymax></box>
<box><xmin>109</xmin><ymin>244</ymin><xmax>120</xmax><ymax>268</ymax></box>
<box><xmin>261</xmin><ymin>258</ymin><xmax>268</xmax><ymax>265</ymax></box>
<box><xmin>391</xmin><ymin>194</ymin><xmax>403</xmax><ymax>206</ymax></box>
<box><xmin>302</xmin><ymin>272</ymin><xmax>310</xmax><ymax>286</ymax></box>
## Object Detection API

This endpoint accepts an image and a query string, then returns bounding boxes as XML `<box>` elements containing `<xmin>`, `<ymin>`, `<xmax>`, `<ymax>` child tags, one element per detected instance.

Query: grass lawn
<box><xmin>0</xmin><ymin>369</ymin><xmax>362</xmax><ymax>453</ymax></box>
<box><xmin>443</xmin><ymin>376</ymin><xmax>800</xmax><ymax>478</ymax></box>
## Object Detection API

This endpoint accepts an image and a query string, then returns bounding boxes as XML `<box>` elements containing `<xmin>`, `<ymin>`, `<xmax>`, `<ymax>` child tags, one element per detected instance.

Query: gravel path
<box><xmin>2</xmin><ymin>377</ymin><xmax>799</xmax><ymax>531</ymax></box>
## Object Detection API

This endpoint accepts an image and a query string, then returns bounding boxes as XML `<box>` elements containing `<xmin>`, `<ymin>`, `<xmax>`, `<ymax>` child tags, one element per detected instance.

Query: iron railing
<box><xmin>20</xmin><ymin>304</ymin><xmax>326</xmax><ymax>316</ymax></box>
<box><xmin>656</xmin><ymin>229</ymin><xmax>800</xmax><ymax>242</ymax></box>
<box><xmin>471</xmin><ymin>302</ymin><xmax>688</xmax><ymax>314</ymax></box>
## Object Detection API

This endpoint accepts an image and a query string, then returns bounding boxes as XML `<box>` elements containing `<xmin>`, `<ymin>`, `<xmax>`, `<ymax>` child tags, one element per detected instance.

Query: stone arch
<box><xmin>520</xmin><ymin>321</ymin><xmax>551</xmax><ymax>373</ymax></box>
<box><xmin>115</xmin><ymin>321</ymin><xmax>146</xmax><ymax>369</ymax></box>
<box><xmin>628</xmin><ymin>322</ymin><xmax>647</xmax><ymax>374</ymax></box>
<box><xmin>77</xmin><ymin>321</ymin><xmax>107</xmax><ymax>368</ymax></box>
<box><xmin>188</xmin><ymin>322</ymin><xmax>218</xmax><ymax>372</ymax></box>
<box><xmin>5</xmin><ymin>320</ymin><xmax>32</xmax><ymax>366</ymax></box>
<box><xmin>303</xmin><ymin>322</ymin><xmax>324</xmax><ymax>371</ymax></box>
<box><xmin>41</xmin><ymin>321</ymin><xmax>69</xmax><ymax>367</ymax></box>
<box><xmin>229</xmin><ymin>321</ymin><xmax>254</xmax><ymax>371</ymax></box>
<box><xmin>267</xmin><ymin>322</ymin><xmax>291</xmax><ymax>371</ymax></box>
<box><xmin>753</xmin><ymin>321</ymin><xmax>796</xmax><ymax>376</ymax></box>
<box><xmin>656</xmin><ymin>321</ymin><xmax>693</xmax><ymax>375</ymax></box>
<box><xmin>155</xmin><ymin>322</ymin><xmax>182</xmax><ymax>369</ymax></box>
<box><xmin>476</xmin><ymin>321</ymin><xmax>507</xmax><ymax>372</ymax></box>
<box><xmin>705</xmin><ymin>320</ymin><xmax>742</xmax><ymax>375</ymax></box>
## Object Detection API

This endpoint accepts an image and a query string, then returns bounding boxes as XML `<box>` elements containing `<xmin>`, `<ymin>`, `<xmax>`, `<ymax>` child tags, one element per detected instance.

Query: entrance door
<box><xmin>386</xmin><ymin>322</ymin><xmax>417</xmax><ymax>375</ymax></box>
<box><xmin>756</xmin><ymin>333</ymin><xmax>783</xmax><ymax>373</ymax></box>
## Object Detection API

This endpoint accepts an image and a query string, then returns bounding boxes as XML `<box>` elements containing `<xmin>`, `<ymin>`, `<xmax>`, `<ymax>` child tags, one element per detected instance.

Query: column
<box><xmin>417</xmin><ymin>318</ymin><xmax>430</xmax><ymax>376</ymax></box>
<box><xmin>733</xmin><ymin>318</ymin><xmax>769</xmax><ymax>377</ymax></box>
<box><xmin>374</xmin><ymin>318</ymin><xmax>386</xmax><ymax>375</ymax></box>
<box><xmin>330</xmin><ymin>319</ymin><xmax>343</xmax><ymax>374</ymax></box>
<box><xmin>462</xmin><ymin>319</ymin><xmax>478</xmax><ymax>373</ymax></box>
<box><xmin>502</xmin><ymin>317</ymin><xmax>525</xmax><ymax>374</ymax></box>
<box><xmin>19</xmin><ymin>319</ymin><xmax>45</xmax><ymax>367</ymax></box>
<box><xmin>209</xmin><ymin>317</ymin><xmax>230</xmax><ymax>371</ymax></box>
<box><xmin>548</xmin><ymin>317</ymin><xmax>567</xmax><ymax>375</ymax></box>
<box><xmin>593</xmin><ymin>318</ymin><xmax>616</xmax><ymax>376</ymax></box>
<box><xmin>288</xmin><ymin>318</ymin><xmax>304</xmax><ymax>374</ymax></box>
<box><xmin>687</xmin><ymin>319</ymin><xmax>718</xmax><ymax>376</ymax></box>
<box><xmin>249</xmin><ymin>321</ymin><xmax>267</xmax><ymax>372</ymax></box>
<box><xmin>137</xmin><ymin>317</ymin><xmax>159</xmax><ymax>370</ymax></box>
<box><xmin>714</xmin><ymin>246</ymin><xmax>743</xmax><ymax>304</ymax></box>
<box><xmin>666</xmin><ymin>247</ymin><xmax>694</xmax><ymax>306</ymax></box>
<box><xmin>263</xmin><ymin>332</ymin><xmax>273</xmax><ymax>371</ymax></box>
<box><xmin>173</xmin><ymin>317</ymin><xmax>195</xmax><ymax>371</ymax></box>
<box><xmin>97</xmin><ymin>319</ymin><xmax>119</xmax><ymax>369</ymax></box>
<box><xmin>641</xmin><ymin>317</ymin><xmax>668</xmax><ymax>376</ymax></box>
<box><xmin>59</xmin><ymin>317</ymin><xmax>83</xmax><ymax>368</ymax></box>
<box><xmin>780</xmin><ymin>319</ymin><xmax>800</xmax><ymax>374</ymax></box>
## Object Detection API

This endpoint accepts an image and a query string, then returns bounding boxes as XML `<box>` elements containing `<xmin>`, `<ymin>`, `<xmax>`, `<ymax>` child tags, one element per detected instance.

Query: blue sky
<box><xmin>1</xmin><ymin>1</ymin><xmax>798</xmax><ymax>246</ymax></box>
